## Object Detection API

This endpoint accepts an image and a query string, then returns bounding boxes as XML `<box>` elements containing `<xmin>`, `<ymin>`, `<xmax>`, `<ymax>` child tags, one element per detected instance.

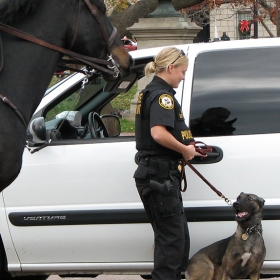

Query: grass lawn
<box><xmin>111</xmin><ymin>83</ymin><xmax>137</xmax><ymax>133</ymax></box>
<box><xmin>119</xmin><ymin>118</ymin><xmax>135</xmax><ymax>133</ymax></box>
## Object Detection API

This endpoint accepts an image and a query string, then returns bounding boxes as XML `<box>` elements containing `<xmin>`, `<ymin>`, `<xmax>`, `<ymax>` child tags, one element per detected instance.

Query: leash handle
<box><xmin>180</xmin><ymin>160</ymin><xmax>187</xmax><ymax>192</ymax></box>
<box><xmin>179</xmin><ymin>141</ymin><xmax>211</xmax><ymax>192</ymax></box>
<box><xmin>189</xmin><ymin>141</ymin><xmax>213</xmax><ymax>155</ymax></box>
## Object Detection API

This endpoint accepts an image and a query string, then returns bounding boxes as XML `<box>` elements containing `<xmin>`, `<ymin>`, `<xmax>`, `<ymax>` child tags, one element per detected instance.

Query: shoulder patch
<box><xmin>158</xmin><ymin>94</ymin><xmax>174</xmax><ymax>110</ymax></box>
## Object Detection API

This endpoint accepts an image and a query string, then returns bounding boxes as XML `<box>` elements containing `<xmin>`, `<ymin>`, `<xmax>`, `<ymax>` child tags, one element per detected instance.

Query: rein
<box><xmin>0</xmin><ymin>33</ymin><xmax>3</xmax><ymax>72</ymax></box>
<box><xmin>0</xmin><ymin>23</ymin><xmax>119</xmax><ymax>76</ymax></box>
<box><xmin>84</xmin><ymin>0</ymin><xmax>115</xmax><ymax>57</ymax></box>
<box><xmin>0</xmin><ymin>93</ymin><xmax>27</xmax><ymax>127</ymax></box>
<box><xmin>0</xmin><ymin>0</ymin><xmax>120</xmax><ymax>129</ymax></box>
<box><xmin>0</xmin><ymin>0</ymin><xmax>121</xmax><ymax>76</ymax></box>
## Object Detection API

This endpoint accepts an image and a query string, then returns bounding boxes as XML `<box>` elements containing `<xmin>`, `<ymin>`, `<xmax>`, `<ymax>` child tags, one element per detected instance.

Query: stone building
<box><xmin>209</xmin><ymin>3</ymin><xmax>276</xmax><ymax>40</ymax></box>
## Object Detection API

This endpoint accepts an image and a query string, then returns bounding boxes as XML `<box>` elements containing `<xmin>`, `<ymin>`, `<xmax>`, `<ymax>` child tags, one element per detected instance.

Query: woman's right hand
<box><xmin>181</xmin><ymin>144</ymin><xmax>207</xmax><ymax>161</ymax></box>
<box><xmin>150</xmin><ymin>126</ymin><xmax>207</xmax><ymax>162</ymax></box>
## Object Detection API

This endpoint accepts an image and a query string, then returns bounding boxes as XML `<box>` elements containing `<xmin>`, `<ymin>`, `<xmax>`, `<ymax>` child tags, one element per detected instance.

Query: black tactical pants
<box><xmin>135</xmin><ymin>174</ymin><xmax>190</xmax><ymax>280</ymax></box>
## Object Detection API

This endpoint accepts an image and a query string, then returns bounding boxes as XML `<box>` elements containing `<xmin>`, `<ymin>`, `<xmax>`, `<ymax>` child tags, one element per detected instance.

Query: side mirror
<box><xmin>101</xmin><ymin>115</ymin><xmax>121</xmax><ymax>137</ymax></box>
<box><xmin>27</xmin><ymin>117</ymin><xmax>46</xmax><ymax>146</ymax></box>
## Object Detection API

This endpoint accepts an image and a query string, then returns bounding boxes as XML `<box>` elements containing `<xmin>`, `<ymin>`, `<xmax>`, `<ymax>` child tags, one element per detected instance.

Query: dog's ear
<box><xmin>237</xmin><ymin>192</ymin><xmax>244</xmax><ymax>199</ymax></box>
<box><xmin>258</xmin><ymin>197</ymin><xmax>265</xmax><ymax>208</ymax></box>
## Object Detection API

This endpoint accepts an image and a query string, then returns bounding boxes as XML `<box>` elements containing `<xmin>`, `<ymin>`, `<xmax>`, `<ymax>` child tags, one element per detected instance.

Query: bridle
<box><xmin>0</xmin><ymin>0</ymin><xmax>120</xmax><ymax>78</ymax></box>
<box><xmin>0</xmin><ymin>0</ymin><xmax>121</xmax><ymax>128</ymax></box>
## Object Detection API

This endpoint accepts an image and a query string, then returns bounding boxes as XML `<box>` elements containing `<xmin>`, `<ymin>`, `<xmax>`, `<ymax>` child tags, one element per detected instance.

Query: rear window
<box><xmin>190</xmin><ymin>46</ymin><xmax>280</xmax><ymax>137</ymax></box>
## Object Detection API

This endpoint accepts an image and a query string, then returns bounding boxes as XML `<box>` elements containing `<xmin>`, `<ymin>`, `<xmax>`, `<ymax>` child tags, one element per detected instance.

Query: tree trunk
<box><xmin>277</xmin><ymin>0</ymin><xmax>280</xmax><ymax>36</ymax></box>
<box><xmin>258</xmin><ymin>0</ymin><xmax>278</xmax><ymax>36</ymax></box>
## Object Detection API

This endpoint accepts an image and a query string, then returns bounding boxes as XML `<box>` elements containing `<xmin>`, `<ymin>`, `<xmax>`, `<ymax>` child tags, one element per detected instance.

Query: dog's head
<box><xmin>233</xmin><ymin>192</ymin><xmax>265</xmax><ymax>226</ymax></box>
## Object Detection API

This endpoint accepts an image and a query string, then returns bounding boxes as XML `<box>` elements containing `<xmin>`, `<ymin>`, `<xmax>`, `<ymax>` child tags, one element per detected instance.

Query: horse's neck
<box><xmin>0</xmin><ymin>1</ymin><xmax>73</xmax><ymax>121</ymax></box>
<box><xmin>0</xmin><ymin>36</ymin><xmax>62</xmax><ymax>121</ymax></box>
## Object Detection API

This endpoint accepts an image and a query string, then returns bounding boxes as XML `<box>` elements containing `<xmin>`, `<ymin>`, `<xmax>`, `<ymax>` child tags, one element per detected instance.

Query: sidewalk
<box><xmin>48</xmin><ymin>275</ymin><xmax>143</xmax><ymax>280</ymax></box>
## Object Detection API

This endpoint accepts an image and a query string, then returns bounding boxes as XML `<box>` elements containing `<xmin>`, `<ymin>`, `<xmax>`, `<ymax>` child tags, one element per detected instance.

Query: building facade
<box><xmin>209</xmin><ymin>3</ymin><xmax>277</xmax><ymax>41</ymax></box>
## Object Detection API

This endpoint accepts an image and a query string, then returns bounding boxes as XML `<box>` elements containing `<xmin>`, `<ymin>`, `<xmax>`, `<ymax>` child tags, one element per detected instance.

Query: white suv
<box><xmin>1</xmin><ymin>38</ymin><xmax>280</xmax><ymax>279</ymax></box>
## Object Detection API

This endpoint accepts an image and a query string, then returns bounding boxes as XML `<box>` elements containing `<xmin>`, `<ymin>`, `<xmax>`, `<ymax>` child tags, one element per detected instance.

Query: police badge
<box><xmin>158</xmin><ymin>94</ymin><xmax>174</xmax><ymax>110</ymax></box>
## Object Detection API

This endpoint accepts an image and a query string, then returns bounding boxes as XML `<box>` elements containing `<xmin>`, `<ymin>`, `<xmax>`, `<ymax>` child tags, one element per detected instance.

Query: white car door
<box><xmin>3</xmin><ymin>139</ymin><xmax>155</xmax><ymax>267</ymax></box>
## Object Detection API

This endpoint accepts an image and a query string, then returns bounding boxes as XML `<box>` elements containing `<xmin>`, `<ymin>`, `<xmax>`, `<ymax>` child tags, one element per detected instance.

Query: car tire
<box><xmin>140</xmin><ymin>275</ymin><xmax>152</xmax><ymax>279</ymax></box>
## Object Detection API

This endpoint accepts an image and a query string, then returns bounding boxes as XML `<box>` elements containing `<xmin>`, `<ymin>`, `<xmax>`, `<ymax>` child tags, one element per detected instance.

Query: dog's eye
<box><xmin>247</xmin><ymin>197</ymin><xmax>253</xmax><ymax>201</ymax></box>
<box><xmin>237</xmin><ymin>195</ymin><xmax>241</xmax><ymax>201</ymax></box>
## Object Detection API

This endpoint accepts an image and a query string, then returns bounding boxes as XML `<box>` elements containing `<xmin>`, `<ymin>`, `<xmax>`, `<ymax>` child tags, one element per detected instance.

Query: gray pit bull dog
<box><xmin>185</xmin><ymin>192</ymin><xmax>266</xmax><ymax>280</ymax></box>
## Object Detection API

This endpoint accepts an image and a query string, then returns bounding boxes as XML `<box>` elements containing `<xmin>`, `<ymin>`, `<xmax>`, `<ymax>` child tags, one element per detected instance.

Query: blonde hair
<box><xmin>145</xmin><ymin>47</ymin><xmax>188</xmax><ymax>77</ymax></box>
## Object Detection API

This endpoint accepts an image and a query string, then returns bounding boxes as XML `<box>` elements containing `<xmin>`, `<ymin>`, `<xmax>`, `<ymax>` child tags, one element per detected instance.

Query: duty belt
<box><xmin>139</xmin><ymin>156</ymin><xmax>187</xmax><ymax>192</ymax></box>
<box><xmin>139</xmin><ymin>157</ymin><xmax>179</xmax><ymax>170</ymax></box>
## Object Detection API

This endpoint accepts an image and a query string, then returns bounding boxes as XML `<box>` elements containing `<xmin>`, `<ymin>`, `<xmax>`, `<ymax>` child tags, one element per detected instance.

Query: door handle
<box><xmin>190</xmin><ymin>146</ymin><xmax>223</xmax><ymax>164</ymax></box>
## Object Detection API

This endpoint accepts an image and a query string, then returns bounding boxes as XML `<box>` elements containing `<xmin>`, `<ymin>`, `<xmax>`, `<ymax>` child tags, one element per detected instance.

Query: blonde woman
<box><xmin>134</xmin><ymin>47</ymin><xmax>204</xmax><ymax>280</ymax></box>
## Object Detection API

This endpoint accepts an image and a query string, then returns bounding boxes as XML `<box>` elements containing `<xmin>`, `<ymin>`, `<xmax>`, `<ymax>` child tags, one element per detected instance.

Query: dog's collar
<box><xmin>241</xmin><ymin>224</ymin><xmax>262</xmax><ymax>241</ymax></box>
<box><xmin>247</xmin><ymin>224</ymin><xmax>262</xmax><ymax>234</ymax></box>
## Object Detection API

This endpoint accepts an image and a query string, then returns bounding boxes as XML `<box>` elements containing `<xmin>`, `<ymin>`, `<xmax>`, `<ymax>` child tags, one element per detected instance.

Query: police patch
<box><xmin>158</xmin><ymin>94</ymin><xmax>174</xmax><ymax>110</ymax></box>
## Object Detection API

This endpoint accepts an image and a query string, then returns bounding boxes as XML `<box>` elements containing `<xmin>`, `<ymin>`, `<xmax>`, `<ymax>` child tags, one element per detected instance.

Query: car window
<box><xmin>44</xmin><ymin>76</ymin><xmax>137</xmax><ymax>138</ymax></box>
<box><xmin>122</xmin><ymin>40</ymin><xmax>131</xmax><ymax>45</ymax></box>
<box><xmin>45</xmin><ymin>79</ymin><xmax>106</xmax><ymax>122</ymax></box>
<box><xmin>190</xmin><ymin>46</ymin><xmax>280</xmax><ymax>137</ymax></box>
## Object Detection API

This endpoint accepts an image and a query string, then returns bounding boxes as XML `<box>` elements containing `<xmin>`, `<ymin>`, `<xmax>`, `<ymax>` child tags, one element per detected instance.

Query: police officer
<box><xmin>134</xmin><ymin>47</ymin><xmax>205</xmax><ymax>280</ymax></box>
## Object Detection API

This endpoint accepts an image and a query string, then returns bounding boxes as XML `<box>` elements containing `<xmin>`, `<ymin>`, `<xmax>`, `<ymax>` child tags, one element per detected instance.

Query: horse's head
<box><xmin>68</xmin><ymin>0</ymin><xmax>132</xmax><ymax>81</ymax></box>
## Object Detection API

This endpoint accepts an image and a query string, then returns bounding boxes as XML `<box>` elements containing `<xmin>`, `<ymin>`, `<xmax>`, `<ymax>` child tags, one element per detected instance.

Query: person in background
<box><xmin>134</xmin><ymin>47</ymin><xmax>206</xmax><ymax>280</ymax></box>
<box><xmin>221</xmin><ymin>31</ymin><xmax>230</xmax><ymax>41</ymax></box>
<box><xmin>132</xmin><ymin>36</ymin><xmax>137</xmax><ymax>47</ymax></box>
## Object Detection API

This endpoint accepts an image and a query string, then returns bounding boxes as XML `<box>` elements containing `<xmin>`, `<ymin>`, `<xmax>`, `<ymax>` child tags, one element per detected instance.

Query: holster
<box><xmin>148</xmin><ymin>179</ymin><xmax>183</xmax><ymax>217</ymax></box>
<box><xmin>149</xmin><ymin>180</ymin><xmax>172</xmax><ymax>195</ymax></box>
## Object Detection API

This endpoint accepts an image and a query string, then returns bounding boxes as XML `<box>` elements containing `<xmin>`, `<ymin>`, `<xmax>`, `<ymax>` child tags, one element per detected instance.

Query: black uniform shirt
<box><xmin>135</xmin><ymin>76</ymin><xmax>194</xmax><ymax>159</ymax></box>
<box><xmin>148</xmin><ymin>76</ymin><xmax>176</xmax><ymax>130</ymax></box>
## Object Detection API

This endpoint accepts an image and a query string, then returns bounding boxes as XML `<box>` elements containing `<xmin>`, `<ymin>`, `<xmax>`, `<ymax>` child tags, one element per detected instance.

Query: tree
<box><xmin>182</xmin><ymin>0</ymin><xmax>279</xmax><ymax>36</ymax></box>
<box><xmin>108</xmin><ymin>0</ymin><xmax>279</xmax><ymax>38</ymax></box>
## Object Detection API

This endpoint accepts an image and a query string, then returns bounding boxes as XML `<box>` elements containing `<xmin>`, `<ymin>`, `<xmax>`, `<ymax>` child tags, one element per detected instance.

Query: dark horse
<box><xmin>0</xmin><ymin>0</ymin><xmax>131</xmax><ymax>192</ymax></box>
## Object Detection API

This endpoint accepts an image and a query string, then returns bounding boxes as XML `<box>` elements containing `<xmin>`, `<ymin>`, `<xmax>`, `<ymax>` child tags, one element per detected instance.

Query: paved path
<box><xmin>48</xmin><ymin>275</ymin><xmax>143</xmax><ymax>280</ymax></box>
<box><xmin>47</xmin><ymin>275</ymin><xmax>280</xmax><ymax>280</ymax></box>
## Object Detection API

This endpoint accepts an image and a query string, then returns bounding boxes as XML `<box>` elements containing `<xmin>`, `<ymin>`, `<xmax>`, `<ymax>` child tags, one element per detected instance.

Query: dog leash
<box><xmin>180</xmin><ymin>141</ymin><xmax>232</xmax><ymax>205</ymax></box>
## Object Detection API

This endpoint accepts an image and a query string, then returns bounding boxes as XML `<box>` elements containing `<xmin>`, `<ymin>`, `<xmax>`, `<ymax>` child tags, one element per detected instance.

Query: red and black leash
<box><xmin>180</xmin><ymin>141</ymin><xmax>231</xmax><ymax>205</ymax></box>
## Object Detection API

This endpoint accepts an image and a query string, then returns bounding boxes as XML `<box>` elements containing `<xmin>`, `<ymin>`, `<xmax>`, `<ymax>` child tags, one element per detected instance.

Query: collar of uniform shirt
<box><xmin>151</xmin><ymin>76</ymin><xmax>176</xmax><ymax>95</ymax></box>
